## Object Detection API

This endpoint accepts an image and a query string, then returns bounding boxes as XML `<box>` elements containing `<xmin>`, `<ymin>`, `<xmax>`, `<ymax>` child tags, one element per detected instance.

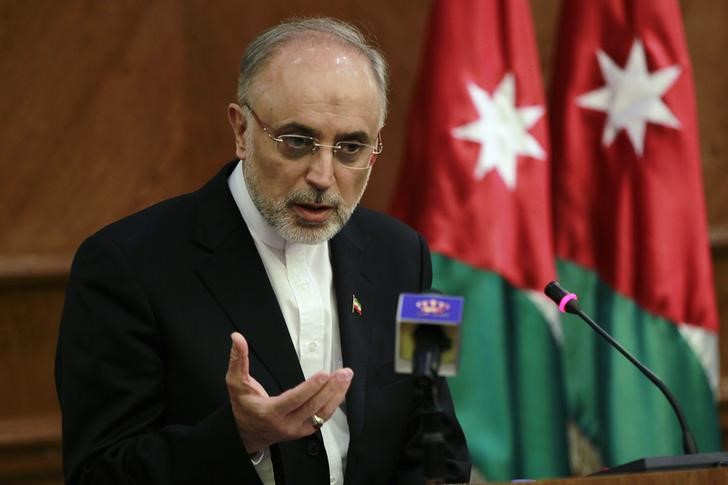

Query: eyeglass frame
<box><xmin>243</xmin><ymin>103</ymin><xmax>383</xmax><ymax>170</ymax></box>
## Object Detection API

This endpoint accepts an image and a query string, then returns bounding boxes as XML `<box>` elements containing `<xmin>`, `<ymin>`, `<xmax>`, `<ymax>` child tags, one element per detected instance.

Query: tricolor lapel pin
<box><xmin>352</xmin><ymin>295</ymin><xmax>362</xmax><ymax>315</ymax></box>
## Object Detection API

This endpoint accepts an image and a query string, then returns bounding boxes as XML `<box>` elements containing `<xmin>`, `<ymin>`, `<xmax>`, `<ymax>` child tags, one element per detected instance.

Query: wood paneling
<box><xmin>492</xmin><ymin>468</ymin><xmax>728</xmax><ymax>485</ymax></box>
<box><xmin>0</xmin><ymin>414</ymin><xmax>62</xmax><ymax>484</ymax></box>
<box><xmin>0</xmin><ymin>280</ymin><xmax>65</xmax><ymax>417</ymax></box>
<box><xmin>0</xmin><ymin>275</ymin><xmax>65</xmax><ymax>483</ymax></box>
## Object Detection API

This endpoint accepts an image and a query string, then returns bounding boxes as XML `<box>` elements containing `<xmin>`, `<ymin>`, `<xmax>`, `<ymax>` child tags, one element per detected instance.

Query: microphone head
<box><xmin>395</xmin><ymin>292</ymin><xmax>464</xmax><ymax>376</ymax></box>
<box><xmin>544</xmin><ymin>281</ymin><xmax>581</xmax><ymax>314</ymax></box>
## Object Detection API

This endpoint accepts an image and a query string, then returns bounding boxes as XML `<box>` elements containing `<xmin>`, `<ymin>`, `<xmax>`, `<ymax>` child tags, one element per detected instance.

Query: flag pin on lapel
<box><xmin>352</xmin><ymin>295</ymin><xmax>362</xmax><ymax>315</ymax></box>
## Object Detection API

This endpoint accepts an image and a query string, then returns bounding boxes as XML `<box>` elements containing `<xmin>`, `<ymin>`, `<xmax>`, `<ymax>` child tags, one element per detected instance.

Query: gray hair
<box><xmin>236</xmin><ymin>17</ymin><xmax>389</xmax><ymax>123</ymax></box>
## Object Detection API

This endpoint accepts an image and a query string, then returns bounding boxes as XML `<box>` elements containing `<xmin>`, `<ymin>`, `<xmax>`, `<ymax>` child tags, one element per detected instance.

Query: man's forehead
<box><xmin>274</xmin><ymin>41</ymin><xmax>365</xmax><ymax>74</ymax></box>
<box><xmin>247</xmin><ymin>36</ymin><xmax>381</xmax><ymax>119</ymax></box>
<box><xmin>268</xmin><ymin>32</ymin><xmax>366</xmax><ymax>68</ymax></box>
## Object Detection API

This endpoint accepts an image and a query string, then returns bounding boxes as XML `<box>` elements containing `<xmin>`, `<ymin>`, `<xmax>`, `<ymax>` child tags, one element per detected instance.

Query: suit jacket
<box><xmin>56</xmin><ymin>161</ymin><xmax>470</xmax><ymax>484</ymax></box>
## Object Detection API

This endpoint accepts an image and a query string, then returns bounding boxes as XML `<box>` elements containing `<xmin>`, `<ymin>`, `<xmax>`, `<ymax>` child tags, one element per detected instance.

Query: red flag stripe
<box><xmin>391</xmin><ymin>0</ymin><xmax>555</xmax><ymax>292</ymax></box>
<box><xmin>550</xmin><ymin>0</ymin><xmax>718</xmax><ymax>332</ymax></box>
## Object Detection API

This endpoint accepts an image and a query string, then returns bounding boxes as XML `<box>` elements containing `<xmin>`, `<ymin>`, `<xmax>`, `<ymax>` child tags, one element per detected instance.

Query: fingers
<box><xmin>228</xmin><ymin>332</ymin><xmax>250</xmax><ymax>380</ymax></box>
<box><xmin>227</xmin><ymin>333</ymin><xmax>269</xmax><ymax>397</ymax></box>
<box><xmin>272</xmin><ymin>371</ymin><xmax>331</xmax><ymax>415</ymax></box>
<box><xmin>286</xmin><ymin>368</ymin><xmax>354</xmax><ymax>426</ymax></box>
<box><xmin>313</xmin><ymin>368</ymin><xmax>353</xmax><ymax>421</ymax></box>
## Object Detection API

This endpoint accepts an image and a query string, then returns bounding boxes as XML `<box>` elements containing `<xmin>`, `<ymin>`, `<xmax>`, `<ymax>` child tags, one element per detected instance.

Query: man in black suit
<box><xmin>56</xmin><ymin>17</ymin><xmax>470</xmax><ymax>484</ymax></box>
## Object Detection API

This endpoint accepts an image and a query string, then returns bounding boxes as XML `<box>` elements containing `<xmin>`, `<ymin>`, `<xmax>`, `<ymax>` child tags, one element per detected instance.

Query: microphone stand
<box><xmin>413</xmin><ymin>327</ymin><xmax>449</xmax><ymax>484</ymax></box>
<box><xmin>574</xmin><ymin>308</ymin><xmax>697</xmax><ymax>455</ymax></box>
<box><xmin>545</xmin><ymin>281</ymin><xmax>728</xmax><ymax>474</ymax></box>
<box><xmin>416</xmin><ymin>375</ymin><xmax>446</xmax><ymax>485</ymax></box>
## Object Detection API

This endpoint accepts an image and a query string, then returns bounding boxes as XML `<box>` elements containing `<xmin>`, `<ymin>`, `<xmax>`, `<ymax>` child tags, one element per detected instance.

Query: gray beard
<box><xmin>242</xmin><ymin>159</ymin><xmax>363</xmax><ymax>244</ymax></box>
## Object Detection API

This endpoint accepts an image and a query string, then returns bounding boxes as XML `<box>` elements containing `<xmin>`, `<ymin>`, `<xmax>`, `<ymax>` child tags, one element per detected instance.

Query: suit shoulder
<box><xmin>351</xmin><ymin>206</ymin><xmax>424</xmax><ymax>245</ymax></box>
<box><xmin>95</xmin><ymin>192</ymin><xmax>198</xmax><ymax>249</ymax></box>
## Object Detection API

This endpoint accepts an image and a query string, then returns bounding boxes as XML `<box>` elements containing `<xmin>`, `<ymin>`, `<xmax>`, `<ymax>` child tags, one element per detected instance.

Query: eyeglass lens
<box><xmin>277</xmin><ymin>135</ymin><xmax>374</xmax><ymax>167</ymax></box>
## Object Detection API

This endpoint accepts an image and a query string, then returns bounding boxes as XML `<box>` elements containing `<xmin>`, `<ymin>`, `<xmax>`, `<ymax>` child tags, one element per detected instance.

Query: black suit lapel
<box><xmin>330</xmin><ymin>213</ymin><xmax>372</xmax><ymax>445</ymax></box>
<box><xmin>193</xmin><ymin>162</ymin><xmax>304</xmax><ymax>395</ymax></box>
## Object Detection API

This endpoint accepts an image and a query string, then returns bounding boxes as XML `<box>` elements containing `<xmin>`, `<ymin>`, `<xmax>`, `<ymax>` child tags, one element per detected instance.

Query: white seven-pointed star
<box><xmin>577</xmin><ymin>39</ymin><xmax>682</xmax><ymax>156</ymax></box>
<box><xmin>451</xmin><ymin>74</ymin><xmax>545</xmax><ymax>189</ymax></box>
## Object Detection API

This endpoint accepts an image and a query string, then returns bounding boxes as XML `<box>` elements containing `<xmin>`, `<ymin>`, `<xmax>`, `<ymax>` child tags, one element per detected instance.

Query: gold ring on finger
<box><xmin>310</xmin><ymin>414</ymin><xmax>325</xmax><ymax>429</ymax></box>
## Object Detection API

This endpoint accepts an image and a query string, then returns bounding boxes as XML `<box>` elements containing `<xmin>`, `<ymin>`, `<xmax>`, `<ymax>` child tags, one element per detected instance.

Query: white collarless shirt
<box><xmin>228</xmin><ymin>161</ymin><xmax>349</xmax><ymax>485</ymax></box>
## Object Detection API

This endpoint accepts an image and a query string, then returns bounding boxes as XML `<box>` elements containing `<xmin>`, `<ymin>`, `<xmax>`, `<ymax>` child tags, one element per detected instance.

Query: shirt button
<box><xmin>299</xmin><ymin>280</ymin><xmax>309</xmax><ymax>289</ymax></box>
<box><xmin>308</xmin><ymin>341</ymin><xmax>318</xmax><ymax>352</ymax></box>
<box><xmin>306</xmin><ymin>439</ymin><xmax>321</xmax><ymax>456</ymax></box>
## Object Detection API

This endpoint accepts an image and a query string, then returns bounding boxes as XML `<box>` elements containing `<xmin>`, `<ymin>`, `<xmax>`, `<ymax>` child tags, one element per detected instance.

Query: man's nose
<box><xmin>305</xmin><ymin>147</ymin><xmax>336</xmax><ymax>190</ymax></box>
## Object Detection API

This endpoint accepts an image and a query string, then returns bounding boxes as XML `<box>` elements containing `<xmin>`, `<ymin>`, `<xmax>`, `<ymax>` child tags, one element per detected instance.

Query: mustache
<box><xmin>286</xmin><ymin>189</ymin><xmax>342</xmax><ymax>207</ymax></box>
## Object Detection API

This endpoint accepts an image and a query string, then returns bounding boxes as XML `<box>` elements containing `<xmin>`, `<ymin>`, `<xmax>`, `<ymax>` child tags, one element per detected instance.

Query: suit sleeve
<box><xmin>396</xmin><ymin>233</ymin><xmax>472</xmax><ymax>483</ymax></box>
<box><xmin>55</xmin><ymin>233</ymin><xmax>262</xmax><ymax>484</ymax></box>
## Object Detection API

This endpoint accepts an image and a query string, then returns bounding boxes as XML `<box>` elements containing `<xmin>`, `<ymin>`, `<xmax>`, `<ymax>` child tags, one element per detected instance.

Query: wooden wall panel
<box><xmin>0</xmin><ymin>277</ymin><xmax>65</xmax><ymax>483</ymax></box>
<box><xmin>0</xmin><ymin>0</ymin><xmax>726</xmax><ymax>481</ymax></box>
<box><xmin>0</xmin><ymin>281</ymin><xmax>64</xmax><ymax>417</ymax></box>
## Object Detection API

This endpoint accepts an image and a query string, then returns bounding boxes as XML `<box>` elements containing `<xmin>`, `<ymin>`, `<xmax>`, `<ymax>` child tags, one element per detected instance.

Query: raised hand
<box><xmin>225</xmin><ymin>332</ymin><xmax>353</xmax><ymax>454</ymax></box>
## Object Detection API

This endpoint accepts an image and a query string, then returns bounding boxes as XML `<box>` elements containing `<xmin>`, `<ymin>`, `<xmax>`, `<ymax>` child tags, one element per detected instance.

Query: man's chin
<box><xmin>278</xmin><ymin>218</ymin><xmax>342</xmax><ymax>244</ymax></box>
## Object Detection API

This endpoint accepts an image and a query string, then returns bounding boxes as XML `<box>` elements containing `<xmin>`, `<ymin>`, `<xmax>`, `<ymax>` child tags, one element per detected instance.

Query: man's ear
<box><xmin>227</xmin><ymin>103</ymin><xmax>248</xmax><ymax>160</ymax></box>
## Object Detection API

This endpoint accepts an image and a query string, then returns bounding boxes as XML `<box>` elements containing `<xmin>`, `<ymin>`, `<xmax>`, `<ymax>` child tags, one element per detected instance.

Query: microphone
<box><xmin>394</xmin><ymin>290</ymin><xmax>464</xmax><ymax>383</ymax></box>
<box><xmin>544</xmin><ymin>281</ymin><xmax>699</xmax><ymax>458</ymax></box>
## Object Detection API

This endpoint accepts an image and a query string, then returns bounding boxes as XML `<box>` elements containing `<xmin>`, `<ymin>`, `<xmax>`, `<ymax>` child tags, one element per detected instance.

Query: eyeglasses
<box><xmin>245</xmin><ymin>104</ymin><xmax>382</xmax><ymax>170</ymax></box>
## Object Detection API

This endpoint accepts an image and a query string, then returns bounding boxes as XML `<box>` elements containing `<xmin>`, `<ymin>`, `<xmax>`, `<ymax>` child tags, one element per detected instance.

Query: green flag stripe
<box><xmin>433</xmin><ymin>253</ymin><xmax>570</xmax><ymax>480</ymax></box>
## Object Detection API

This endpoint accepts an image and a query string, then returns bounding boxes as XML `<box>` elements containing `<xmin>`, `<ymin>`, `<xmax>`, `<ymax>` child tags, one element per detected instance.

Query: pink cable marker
<box><xmin>558</xmin><ymin>293</ymin><xmax>578</xmax><ymax>313</ymax></box>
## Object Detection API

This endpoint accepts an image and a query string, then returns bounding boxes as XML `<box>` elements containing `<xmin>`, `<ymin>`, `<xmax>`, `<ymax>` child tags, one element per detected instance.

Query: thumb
<box><xmin>228</xmin><ymin>332</ymin><xmax>250</xmax><ymax>380</ymax></box>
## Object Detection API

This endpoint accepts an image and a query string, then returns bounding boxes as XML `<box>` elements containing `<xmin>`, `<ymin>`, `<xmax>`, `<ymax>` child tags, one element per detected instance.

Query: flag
<box><xmin>550</xmin><ymin>0</ymin><xmax>721</xmax><ymax>472</ymax></box>
<box><xmin>352</xmin><ymin>295</ymin><xmax>362</xmax><ymax>315</ymax></box>
<box><xmin>390</xmin><ymin>0</ymin><xmax>570</xmax><ymax>480</ymax></box>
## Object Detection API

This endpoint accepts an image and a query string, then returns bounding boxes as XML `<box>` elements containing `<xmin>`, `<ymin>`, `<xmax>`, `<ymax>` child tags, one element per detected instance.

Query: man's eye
<box><xmin>336</xmin><ymin>142</ymin><xmax>363</xmax><ymax>155</ymax></box>
<box><xmin>281</xmin><ymin>136</ymin><xmax>314</xmax><ymax>150</ymax></box>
